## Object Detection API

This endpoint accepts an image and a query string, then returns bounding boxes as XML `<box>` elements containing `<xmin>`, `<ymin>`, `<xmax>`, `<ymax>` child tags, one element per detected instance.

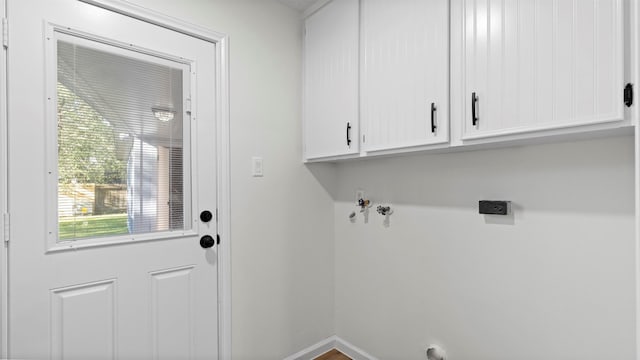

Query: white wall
<box><xmin>92</xmin><ymin>3</ymin><xmax>637</xmax><ymax>360</ymax></box>
<box><xmin>118</xmin><ymin>1</ymin><xmax>337</xmax><ymax>358</ymax></box>
<box><xmin>333</xmin><ymin>136</ymin><xmax>636</xmax><ymax>360</ymax></box>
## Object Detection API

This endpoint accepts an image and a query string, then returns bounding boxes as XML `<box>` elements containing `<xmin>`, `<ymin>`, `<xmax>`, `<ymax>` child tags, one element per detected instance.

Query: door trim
<box><xmin>634</xmin><ymin>0</ymin><xmax>640</xmax><ymax>358</ymax></box>
<box><xmin>0</xmin><ymin>0</ymin><xmax>6</xmax><ymax>357</ymax></box>
<box><xmin>1</xmin><ymin>0</ymin><xmax>232</xmax><ymax>358</ymax></box>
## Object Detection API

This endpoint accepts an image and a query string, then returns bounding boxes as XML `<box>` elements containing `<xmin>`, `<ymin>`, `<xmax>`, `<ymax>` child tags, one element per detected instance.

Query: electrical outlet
<box><xmin>355</xmin><ymin>189</ymin><xmax>365</xmax><ymax>203</ymax></box>
<box><xmin>479</xmin><ymin>200</ymin><xmax>509</xmax><ymax>215</ymax></box>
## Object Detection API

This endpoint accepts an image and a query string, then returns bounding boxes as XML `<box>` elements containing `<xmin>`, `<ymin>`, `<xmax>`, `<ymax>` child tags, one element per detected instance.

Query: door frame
<box><xmin>634</xmin><ymin>0</ymin><xmax>640</xmax><ymax>357</ymax></box>
<box><xmin>0</xmin><ymin>0</ymin><xmax>6</xmax><ymax>357</ymax></box>
<box><xmin>0</xmin><ymin>0</ymin><xmax>232</xmax><ymax>358</ymax></box>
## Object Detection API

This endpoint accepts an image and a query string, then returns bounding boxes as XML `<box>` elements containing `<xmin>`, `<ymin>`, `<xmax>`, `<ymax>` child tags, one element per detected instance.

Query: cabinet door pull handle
<box><xmin>430</xmin><ymin>102</ymin><xmax>437</xmax><ymax>133</ymax></box>
<box><xmin>471</xmin><ymin>92</ymin><xmax>479</xmax><ymax>126</ymax></box>
<box><xmin>346</xmin><ymin>122</ymin><xmax>352</xmax><ymax>147</ymax></box>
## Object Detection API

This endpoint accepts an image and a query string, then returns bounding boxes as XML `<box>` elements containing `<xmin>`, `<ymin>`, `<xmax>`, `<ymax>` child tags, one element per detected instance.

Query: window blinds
<box><xmin>56</xmin><ymin>33</ymin><xmax>190</xmax><ymax>241</ymax></box>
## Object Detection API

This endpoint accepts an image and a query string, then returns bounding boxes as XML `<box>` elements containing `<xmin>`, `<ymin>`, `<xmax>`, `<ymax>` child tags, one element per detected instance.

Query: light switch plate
<box><xmin>252</xmin><ymin>157</ymin><xmax>263</xmax><ymax>177</ymax></box>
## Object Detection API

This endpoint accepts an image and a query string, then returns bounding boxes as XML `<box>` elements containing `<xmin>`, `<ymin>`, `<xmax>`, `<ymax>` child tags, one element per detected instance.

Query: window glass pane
<box><xmin>56</xmin><ymin>35</ymin><xmax>190</xmax><ymax>242</ymax></box>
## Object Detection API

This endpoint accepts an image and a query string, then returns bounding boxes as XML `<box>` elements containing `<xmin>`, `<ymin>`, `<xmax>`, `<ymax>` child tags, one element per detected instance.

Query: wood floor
<box><xmin>315</xmin><ymin>349</ymin><xmax>352</xmax><ymax>360</ymax></box>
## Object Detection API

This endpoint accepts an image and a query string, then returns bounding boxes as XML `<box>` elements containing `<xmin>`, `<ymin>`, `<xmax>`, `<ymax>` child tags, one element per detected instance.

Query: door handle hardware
<box><xmin>471</xmin><ymin>92</ymin><xmax>479</xmax><ymax>126</ymax></box>
<box><xmin>200</xmin><ymin>235</ymin><xmax>215</xmax><ymax>249</ymax></box>
<box><xmin>625</xmin><ymin>83</ymin><xmax>634</xmax><ymax>107</ymax></box>
<box><xmin>200</xmin><ymin>210</ymin><xmax>213</xmax><ymax>223</ymax></box>
<box><xmin>430</xmin><ymin>102</ymin><xmax>437</xmax><ymax>133</ymax></box>
<box><xmin>346</xmin><ymin>122</ymin><xmax>352</xmax><ymax>147</ymax></box>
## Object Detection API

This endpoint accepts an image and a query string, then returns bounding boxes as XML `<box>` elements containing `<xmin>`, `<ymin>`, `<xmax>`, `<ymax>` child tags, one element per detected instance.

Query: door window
<box><xmin>54</xmin><ymin>32</ymin><xmax>192</xmax><ymax>242</ymax></box>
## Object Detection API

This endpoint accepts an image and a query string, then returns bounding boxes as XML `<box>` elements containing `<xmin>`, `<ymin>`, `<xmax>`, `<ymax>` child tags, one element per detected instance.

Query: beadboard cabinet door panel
<box><xmin>463</xmin><ymin>0</ymin><xmax>624</xmax><ymax>140</ymax></box>
<box><xmin>304</xmin><ymin>0</ymin><xmax>360</xmax><ymax>160</ymax></box>
<box><xmin>361</xmin><ymin>0</ymin><xmax>450</xmax><ymax>153</ymax></box>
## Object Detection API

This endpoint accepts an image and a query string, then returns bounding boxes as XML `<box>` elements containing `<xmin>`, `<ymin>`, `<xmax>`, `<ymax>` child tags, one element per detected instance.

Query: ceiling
<box><xmin>277</xmin><ymin>0</ymin><xmax>318</xmax><ymax>11</ymax></box>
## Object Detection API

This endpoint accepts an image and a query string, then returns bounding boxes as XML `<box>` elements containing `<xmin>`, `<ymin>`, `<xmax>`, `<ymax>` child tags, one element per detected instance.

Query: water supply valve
<box><xmin>376</xmin><ymin>205</ymin><xmax>392</xmax><ymax>216</ymax></box>
<box><xmin>358</xmin><ymin>198</ymin><xmax>371</xmax><ymax>212</ymax></box>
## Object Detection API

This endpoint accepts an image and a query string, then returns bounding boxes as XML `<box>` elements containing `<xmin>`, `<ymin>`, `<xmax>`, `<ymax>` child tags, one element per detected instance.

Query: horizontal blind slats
<box><xmin>56</xmin><ymin>36</ymin><xmax>189</xmax><ymax>242</ymax></box>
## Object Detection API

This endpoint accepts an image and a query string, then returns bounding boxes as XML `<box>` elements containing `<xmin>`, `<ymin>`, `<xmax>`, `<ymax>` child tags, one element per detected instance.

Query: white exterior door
<box><xmin>7</xmin><ymin>1</ymin><xmax>219</xmax><ymax>359</ymax></box>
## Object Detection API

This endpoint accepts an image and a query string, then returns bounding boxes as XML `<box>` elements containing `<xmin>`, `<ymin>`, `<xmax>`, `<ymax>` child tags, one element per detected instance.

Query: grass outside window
<box><xmin>59</xmin><ymin>213</ymin><xmax>128</xmax><ymax>241</ymax></box>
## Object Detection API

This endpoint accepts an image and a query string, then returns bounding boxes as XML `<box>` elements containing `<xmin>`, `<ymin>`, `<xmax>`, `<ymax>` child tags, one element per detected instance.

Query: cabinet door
<box><xmin>463</xmin><ymin>0</ymin><xmax>624</xmax><ymax>140</ymax></box>
<box><xmin>361</xmin><ymin>0</ymin><xmax>449</xmax><ymax>152</ymax></box>
<box><xmin>304</xmin><ymin>0</ymin><xmax>359</xmax><ymax>160</ymax></box>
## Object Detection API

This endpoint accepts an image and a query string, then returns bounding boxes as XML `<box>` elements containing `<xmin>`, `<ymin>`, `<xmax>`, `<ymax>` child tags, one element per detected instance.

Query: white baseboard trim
<box><xmin>283</xmin><ymin>336</ymin><xmax>337</xmax><ymax>360</ymax></box>
<box><xmin>283</xmin><ymin>335</ymin><xmax>378</xmax><ymax>360</ymax></box>
<box><xmin>334</xmin><ymin>337</ymin><xmax>378</xmax><ymax>360</ymax></box>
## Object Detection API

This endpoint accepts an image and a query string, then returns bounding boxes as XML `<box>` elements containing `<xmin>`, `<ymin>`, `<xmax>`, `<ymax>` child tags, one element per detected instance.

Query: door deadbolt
<box><xmin>200</xmin><ymin>210</ymin><xmax>213</xmax><ymax>223</ymax></box>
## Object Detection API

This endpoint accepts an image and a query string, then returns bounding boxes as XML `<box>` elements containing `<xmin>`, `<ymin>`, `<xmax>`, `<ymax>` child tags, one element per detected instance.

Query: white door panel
<box><xmin>50</xmin><ymin>280</ymin><xmax>117</xmax><ymax>359</ymax></box>
<box><xmin>7</xmin><ymin>1</ymin><xmax>218</xmax><ymax>359</ymax></box>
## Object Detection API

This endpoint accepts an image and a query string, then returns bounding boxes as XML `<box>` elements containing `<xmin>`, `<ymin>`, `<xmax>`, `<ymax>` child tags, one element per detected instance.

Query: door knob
<box><xmin>200</xmin><ymin>235</ymin><xmax>215</xmax><ymax>249</ymax></box>
<box><xmin>200</xmin><ymin>210</ymin><xmax>213</xmax><ymax>223</ymax></box>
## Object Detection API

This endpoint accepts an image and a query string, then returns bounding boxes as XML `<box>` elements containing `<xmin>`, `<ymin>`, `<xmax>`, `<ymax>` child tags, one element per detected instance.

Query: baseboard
<box><xmin>283</xmin><ymin>335</ymin><xmax>378</xmax><ymax>360</ymax></box>
<box><xmin>334</xmin><ymin>337</ymin><xmax>378</xmax><ymax>360</ymax></box>
<box><xmin>283</xmin><ymin>336</ymin><xmax>337</xmax><ymax>360</ymax></box>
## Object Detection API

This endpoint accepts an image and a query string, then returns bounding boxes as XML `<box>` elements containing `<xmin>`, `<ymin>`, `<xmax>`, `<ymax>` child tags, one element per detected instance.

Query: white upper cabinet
<box><xmin>304</xmin><ymin>0</ymin><xmax>360</xmax><ymax>160</ymax></box>
<box><xmin>361</xmin><ymin>0</ymin><xmax>450</xmax><ymax>152</ymax></box>
<box><xmin>303</xmin><ymin>0</ymin><xmax>632</xmax><ymax>161</ymax></box>
<box><xmin>463</xmin><ymin>0</ymin><xmax>625</xmax><ymax>140</ymax></box>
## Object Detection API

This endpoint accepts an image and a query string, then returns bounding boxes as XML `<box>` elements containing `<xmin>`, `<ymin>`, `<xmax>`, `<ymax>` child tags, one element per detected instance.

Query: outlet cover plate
<box><xmin>479</xmin><ymin>200</ymin><xmax>509</xmax><ymax>215</ymax></box>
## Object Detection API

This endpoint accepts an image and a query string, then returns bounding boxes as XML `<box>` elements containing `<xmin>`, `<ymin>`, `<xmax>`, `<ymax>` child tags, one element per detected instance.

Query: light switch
<box><xmin>252</xmin><ymin>157</ymin><xmax>263</xmax><ymax>177</ymax></box>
